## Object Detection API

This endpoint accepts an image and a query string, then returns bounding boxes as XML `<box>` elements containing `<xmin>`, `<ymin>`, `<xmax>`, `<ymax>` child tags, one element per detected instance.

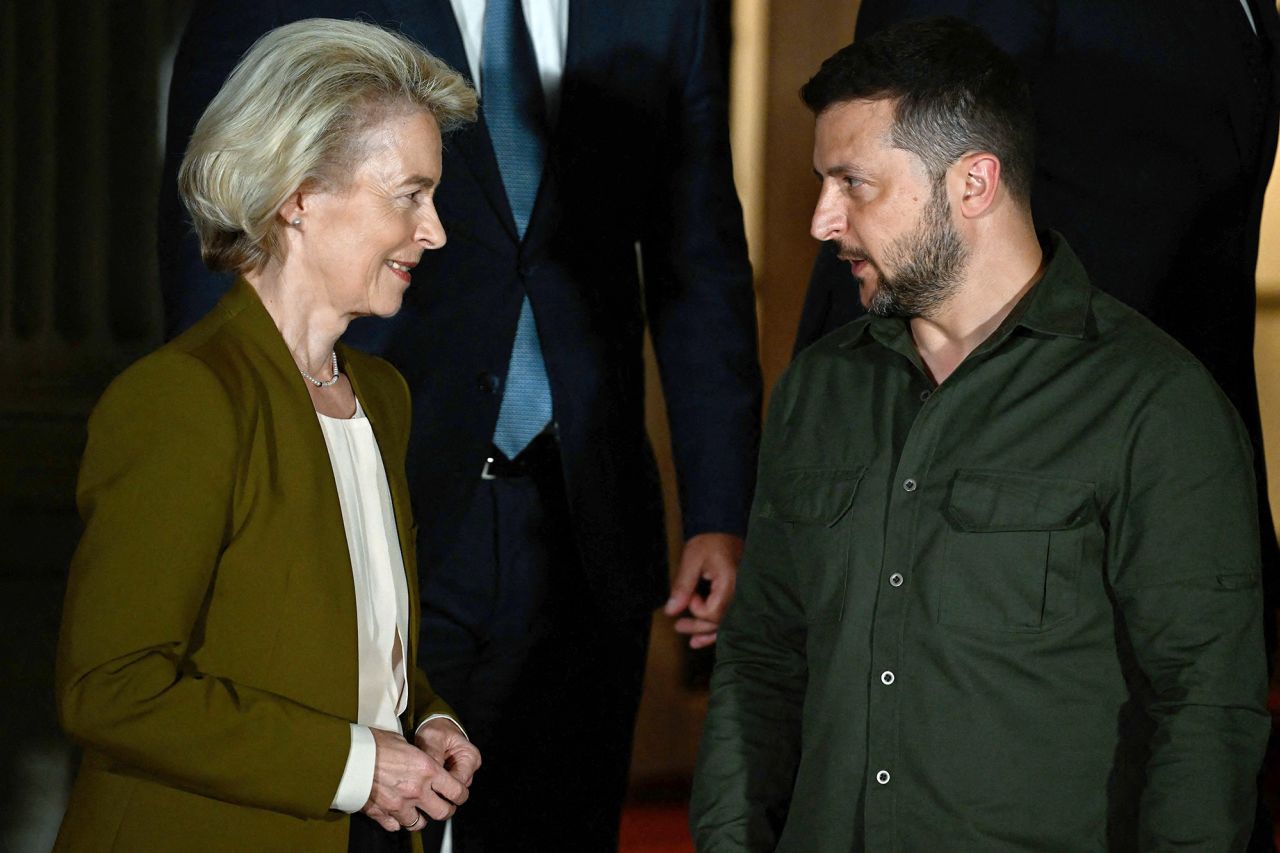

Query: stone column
<box><xmin>0</xmin><ymin>3</ymin><xmax>191</xmax><ymax>850</ymax></box>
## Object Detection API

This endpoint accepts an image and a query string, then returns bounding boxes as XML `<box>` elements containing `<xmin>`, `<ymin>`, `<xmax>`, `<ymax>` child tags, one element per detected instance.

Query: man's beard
<box><xmin>845</xmin><ymin>184</ymin><xmax>968</xmax><ymax>319</ymax></box>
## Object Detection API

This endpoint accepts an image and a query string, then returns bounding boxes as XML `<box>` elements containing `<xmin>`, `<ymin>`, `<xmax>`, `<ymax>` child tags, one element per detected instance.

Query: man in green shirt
<box><xmin>691</xmin><ymin>17</ymin><xmax>1270</xmax><ymax>852</ymax></box>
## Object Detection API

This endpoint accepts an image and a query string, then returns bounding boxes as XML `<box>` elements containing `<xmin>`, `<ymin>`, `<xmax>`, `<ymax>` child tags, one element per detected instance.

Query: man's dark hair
<box><xmin>801</xmin><ymin>17</ymin><xmax>1035</xmax><ymax>202</ymax></box>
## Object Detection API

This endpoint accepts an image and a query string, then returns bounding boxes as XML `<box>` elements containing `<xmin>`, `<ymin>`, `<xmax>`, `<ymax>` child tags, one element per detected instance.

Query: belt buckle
<box><xmin>481</xmin><ymin>456</ymin><xmax>497</xmax><ymax>480</ymax></box>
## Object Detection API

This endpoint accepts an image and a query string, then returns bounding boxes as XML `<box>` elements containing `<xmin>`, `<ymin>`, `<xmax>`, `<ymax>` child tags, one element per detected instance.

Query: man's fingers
<box><xmin>686</xmin><ymin>551</ymin><xmax>736</xmax><ymax>617</ymax></box>
<box><xmin>664</xmin><ymin>558</ymin><xmax>700</xmax><ymax>616</ymax></box>
<box><xmin>689</xmin><ymin>630</ymin><xmax>718</xmax><ymax>649</ymax></box>
<box><xmin>675</xmin><ymin>615</ymin><xmax>718</xmax><ymax>635</ymax></box>
<box><xmin>691</xmin><ymin>575</ymin><xmax>735</xmax><ymax>622</ymax></box>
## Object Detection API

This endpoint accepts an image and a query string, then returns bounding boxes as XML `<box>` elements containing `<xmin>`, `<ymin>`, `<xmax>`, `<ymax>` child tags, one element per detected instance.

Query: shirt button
<box><xmin>902</xmin><ymin>478</ymin><xmax>917</xmax><ymax>492</ymax></box>
<box><xmin>919</xmin><ymin>389</ymin><xmax>932</xmax><ymax>401</ymax></box>
<box><xmin>881</xmin><ymin>670</ymin><xmax>895</xmax><ymax>685</ymax></box>
<box><xmin>889</xmin><ymin>573</ymin><xmax>904</xmax><ymax>587</ymax></box>
<box><xmin>876</xmin><ymin>770</ymin><xmax>891</xmax><ymax>785</ymax></box>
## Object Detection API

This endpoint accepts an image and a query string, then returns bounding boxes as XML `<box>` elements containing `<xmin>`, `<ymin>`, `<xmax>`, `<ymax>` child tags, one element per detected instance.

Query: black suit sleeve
<box><xmin>641</xmin><ymin>0</ymin><xmax>762</xmax><ymax>539</ymax></box>
<box><xmin>792</xmin><ymin>0</ymin><xmax>1053</xmax><ymax>356</ymax></box>
<box><xmin>158</xmin><ymin>1</ymin><xmax>283</xmax><ymax>339</ymax></box>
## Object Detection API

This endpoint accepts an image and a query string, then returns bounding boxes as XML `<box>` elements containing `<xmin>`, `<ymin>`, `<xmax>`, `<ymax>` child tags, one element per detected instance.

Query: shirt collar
<box><xmin>837</xmin><ymin>230</ymin><xmax>1093</xmax><ymax>353</ymax></box>
<box><xmin>1015</xmin><ymin>231</ymin><xmax>1092</xmax><ymax>339</ymax></box>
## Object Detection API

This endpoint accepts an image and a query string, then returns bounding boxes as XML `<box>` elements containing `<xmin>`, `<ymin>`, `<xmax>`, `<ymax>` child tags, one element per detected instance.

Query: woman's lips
<box><xmin>385</xmin><ymin>259</ymin><xmax>416</xmax><ymax>283</ymax></box>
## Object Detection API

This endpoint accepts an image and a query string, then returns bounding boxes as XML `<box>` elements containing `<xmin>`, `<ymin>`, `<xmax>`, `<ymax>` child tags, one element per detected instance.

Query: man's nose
<box><xmin>810</xmin><ymin>186</ymin><xmax>845</xmax><ymax>242</ymax></box>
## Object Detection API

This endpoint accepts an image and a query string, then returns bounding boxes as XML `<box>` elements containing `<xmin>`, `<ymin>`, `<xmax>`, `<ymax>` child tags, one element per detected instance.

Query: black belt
<box><xmin>480</xmin><ymin>432</ymin><xmax>557</xmax><ymax>480</ymax></box>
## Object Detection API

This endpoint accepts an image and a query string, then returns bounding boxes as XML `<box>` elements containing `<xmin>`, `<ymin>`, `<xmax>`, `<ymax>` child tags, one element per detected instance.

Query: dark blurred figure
<box><xmin>159</xmin><ymin>2</ymin><xmax>761</xmax><ymax>852</ymax></box>
<box><xmin>795</xmin><ymin>3</ymin><xmax>1280</xmax><ymax>848</ymax></box>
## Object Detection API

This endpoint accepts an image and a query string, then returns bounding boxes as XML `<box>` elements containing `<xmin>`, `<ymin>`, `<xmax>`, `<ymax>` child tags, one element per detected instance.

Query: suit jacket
<box><xmin>794</xmin><ymin>0</ymin><xmax>1280</xmax><ymax>615</ymax></box>
<box><xmin>159</xmin><ymin>0</ymin><xmax>762</xmax><ymax>619</ymax></box>
<box><xmin>55</xmin><ymin>279</ymin><xmax>452</xmax><ymax>853</ymax></box>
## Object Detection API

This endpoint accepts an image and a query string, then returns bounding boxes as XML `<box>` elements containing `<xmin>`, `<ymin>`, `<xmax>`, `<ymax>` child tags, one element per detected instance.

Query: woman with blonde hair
<box><xmin>54</xmin><ymin>18</ymin><xmax>479</xmax><ymax>853</ymax></box>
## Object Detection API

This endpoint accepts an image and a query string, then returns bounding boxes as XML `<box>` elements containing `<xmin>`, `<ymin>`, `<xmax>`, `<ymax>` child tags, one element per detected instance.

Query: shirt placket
<box><xmin>861</xmin><ymin>357</ymin><xmax>944</xmax><ymax>852</ymax></box>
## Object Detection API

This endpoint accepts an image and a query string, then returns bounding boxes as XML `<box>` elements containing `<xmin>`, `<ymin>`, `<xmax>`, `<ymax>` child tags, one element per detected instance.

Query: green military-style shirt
<box><xmin>692</xmin><ymin>234</ymin><xmax>1269</xmax><ymax>852</ymax></box>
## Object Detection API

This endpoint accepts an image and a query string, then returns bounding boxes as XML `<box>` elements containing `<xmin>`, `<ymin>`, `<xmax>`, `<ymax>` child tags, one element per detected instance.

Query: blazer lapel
<box><xmin>220</xmin><ymin>280</ymin><xmax>362</xmax><ymax>715</ymax></box>
<box><xmin>523</xmin><ymin>0</ymin><xmax>622</xmax><ymax>247</ymax></box>
<box><xmin>381</xmin><ymin>0</ymin><xmax>521</xmax><ymax>242</ymax></box>
<box><xmin>1192</xmin><ymin>0</ymin><xmax>1275</xmax><ymax>168</ymax></box>
<box><xmin>1256</xmin><ymin>0</ymin><xmax>1280</xmax><ymax>96</ymax></box>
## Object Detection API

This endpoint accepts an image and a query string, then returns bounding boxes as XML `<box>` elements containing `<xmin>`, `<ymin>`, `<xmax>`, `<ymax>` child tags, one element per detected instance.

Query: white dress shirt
<box><xmin>1239</xmin><ymin>0</ymin><xmax>1257</xmax><ymax>34</ymax></box>
<box><xmin>448</xmin><ymin>0</ymin><xmax>569</xmax><ymax>118</ymax></box>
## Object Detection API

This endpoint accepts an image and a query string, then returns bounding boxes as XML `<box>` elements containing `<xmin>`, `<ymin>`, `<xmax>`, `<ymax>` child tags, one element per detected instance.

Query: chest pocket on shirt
<box><xmin>760</xmin><ymin>466</ymin><xmax>866</xmax><ymax>624</ymax></box>
<box><xmin>939</xmin><ymin>469</ymin><xmax>1095</xmax><ymax>633</ymax></box>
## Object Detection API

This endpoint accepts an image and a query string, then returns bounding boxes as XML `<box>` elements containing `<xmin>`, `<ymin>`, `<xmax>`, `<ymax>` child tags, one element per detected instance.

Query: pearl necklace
<box><xmin>300</xmin><ymin>351</ymin><xmax>341</xmax><ymax>388</ymax></box>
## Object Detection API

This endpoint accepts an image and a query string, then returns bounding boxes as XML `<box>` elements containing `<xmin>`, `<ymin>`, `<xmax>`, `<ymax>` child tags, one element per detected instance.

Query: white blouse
<box><xmin>319</xmin><ymin>399</ymin><xmax>411</xmax><ymax>812</ymax></box>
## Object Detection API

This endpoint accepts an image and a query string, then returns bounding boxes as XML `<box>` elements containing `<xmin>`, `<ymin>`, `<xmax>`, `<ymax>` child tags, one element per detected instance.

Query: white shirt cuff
<box><xmin>331</xmin><ymin>724</ymin><xmax>376</xmax><ymax>813</ymax></box>
<box><xmin>415</xmin><ymin>713</ymin><xmax>468</xmax><ymax>740</ymax></box>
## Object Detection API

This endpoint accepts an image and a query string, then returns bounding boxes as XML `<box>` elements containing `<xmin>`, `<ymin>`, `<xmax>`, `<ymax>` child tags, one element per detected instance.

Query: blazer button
<box><xmin>478</xmin><ymin>371</ymin><xmax>501</xmax><ymax>394</ymax></box>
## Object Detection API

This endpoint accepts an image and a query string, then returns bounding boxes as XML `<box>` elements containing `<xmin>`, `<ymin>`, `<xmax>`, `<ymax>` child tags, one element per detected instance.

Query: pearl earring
<box><xmin>291</xmin><ymin>218</ymin><xmax>302</xmax><ymax>227</ymax></box>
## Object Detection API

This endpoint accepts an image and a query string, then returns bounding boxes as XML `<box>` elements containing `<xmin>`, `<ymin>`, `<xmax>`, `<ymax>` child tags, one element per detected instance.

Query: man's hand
<box><xmin>361</xmin><ymin>728</ymin><xmax>470</xmax><ymax>833</ymax></box>
<box><xmin>664</xmin><ymin>532</ymin><xmax>745</xmax><ymax>649</ymax></box>
<box><xmin>415</xmin><ymin>717</ymin><xmax>482</xmax><ymax>788</ymax></box>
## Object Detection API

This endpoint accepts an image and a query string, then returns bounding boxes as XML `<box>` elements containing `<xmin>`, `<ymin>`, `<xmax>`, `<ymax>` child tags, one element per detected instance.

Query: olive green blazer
<box><xmin>54</xmin><ymin>279</ymin><xmax>453</xmax><ymax>852</ymax></box>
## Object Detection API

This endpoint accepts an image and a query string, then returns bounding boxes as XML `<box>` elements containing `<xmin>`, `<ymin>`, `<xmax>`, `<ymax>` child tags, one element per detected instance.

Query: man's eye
<box><xmin>843</xmin><ymin>176</ymin><xmax>863</xmax><ymax>189</ymax></box>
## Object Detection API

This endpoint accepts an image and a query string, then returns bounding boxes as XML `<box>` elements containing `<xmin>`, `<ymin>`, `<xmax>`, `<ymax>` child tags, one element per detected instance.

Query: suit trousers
<box><xmin>419</xmin><ymin>436</ymin><xmax>652</xmax><ymax>852</ymax></box>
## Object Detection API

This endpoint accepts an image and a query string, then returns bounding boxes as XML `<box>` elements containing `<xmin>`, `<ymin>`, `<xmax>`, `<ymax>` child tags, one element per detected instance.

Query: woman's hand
<box><xmin>362</xmin><ymin>728</ymin><xmax>469</xmax><ymax>832</ymax></box>
<box><xmin>415</xmin><ymin>717</ymin><xmax>482</xmax><ymax>789</ymax></box>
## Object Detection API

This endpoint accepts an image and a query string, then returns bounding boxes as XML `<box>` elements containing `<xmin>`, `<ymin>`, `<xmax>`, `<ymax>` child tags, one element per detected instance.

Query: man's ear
<box><xmin>956</xmin><ymin>152</ymin><xmax>1001</xmax><ymax>218</ymax></box>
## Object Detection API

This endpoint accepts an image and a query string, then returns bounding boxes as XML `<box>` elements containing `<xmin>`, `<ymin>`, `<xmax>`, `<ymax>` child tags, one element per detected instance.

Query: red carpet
<box><xmin>619</xmin><ymin>803</ymin><xmax>693</xmax><ymax>853</ymax></box>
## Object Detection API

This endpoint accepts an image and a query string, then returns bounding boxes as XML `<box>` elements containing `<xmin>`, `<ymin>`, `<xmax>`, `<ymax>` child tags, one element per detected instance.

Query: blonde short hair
<box><xmin>178</xmin><ymin>18</ymin><xmax>478</xmax><ymax>274</ymax></box>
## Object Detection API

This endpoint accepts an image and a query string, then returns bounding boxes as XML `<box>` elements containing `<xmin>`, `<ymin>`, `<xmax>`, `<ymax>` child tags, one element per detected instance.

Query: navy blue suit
<box><xmin>160</xmin><ymin>2</ymin><xmax>760</xmax><ymax>849</ymax></box>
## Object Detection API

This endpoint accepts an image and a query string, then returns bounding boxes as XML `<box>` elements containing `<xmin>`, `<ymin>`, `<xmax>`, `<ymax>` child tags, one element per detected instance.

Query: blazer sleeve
<box><xmin>56</xmin><ymin>350</ymin><xmax>354</xmax><ymax>820</ymax></box>
<box><xmin>159</xmin><ymin>0</ymin><xmax>280</xmax><ymax>339</ymax></box>
<box><xmin>640</xmin><ymin>0</ymin><xmax>762</xmax><ymax>540</ymax></box>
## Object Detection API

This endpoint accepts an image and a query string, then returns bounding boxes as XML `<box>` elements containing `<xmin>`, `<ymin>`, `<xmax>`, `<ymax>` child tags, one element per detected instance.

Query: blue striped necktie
<box><xmin>484</xmin><ymin>0</ymin><xmax>553</xmax><ymax>459</ymax></box>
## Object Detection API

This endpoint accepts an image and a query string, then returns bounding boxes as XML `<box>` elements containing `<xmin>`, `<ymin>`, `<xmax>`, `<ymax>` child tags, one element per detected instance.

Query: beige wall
<box><xmin>1256</xmin><ymin>143</ymin><xmax>1280</xmax><ymax>537</ymax></box>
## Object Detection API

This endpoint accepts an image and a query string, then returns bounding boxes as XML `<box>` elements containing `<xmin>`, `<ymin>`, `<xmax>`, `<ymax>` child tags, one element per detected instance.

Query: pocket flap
<box><xmin>946</xmin><ymin>469</ymin><xmax>1094</xmax><ymax>532</ymax></box>
<box><xmin>763</xmin><ymin>467</ymin><xmax>866</xmax><ymax>527</ymax></box>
